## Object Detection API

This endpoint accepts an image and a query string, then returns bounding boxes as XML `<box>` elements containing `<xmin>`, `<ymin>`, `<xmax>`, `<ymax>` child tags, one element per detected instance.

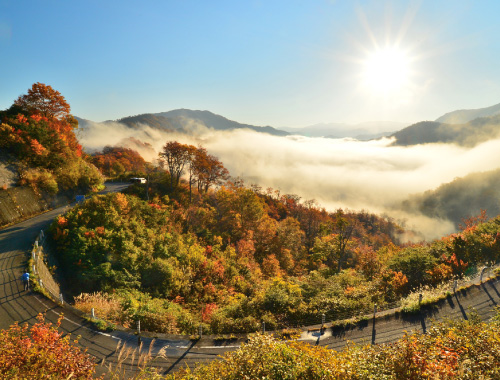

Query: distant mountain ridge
<box><xmin>390</xmin><ymin>113</ymin><xmax>500</xmax><ymax>147</ymax></box>
<box><xmin>282</xmin><ymin>121</ymin><xmax>406</xmax><ymax>140</ymax></box>
<box><xmin>76</xmin><ymin>101</ymin><xmax>500</xmax><ymax>145</ymax></box>
<box><xmin>436</xmin><ymin>102</ymin><xmax>500</xmax><ymax>124</ymax></box>
<box><xmin>116</xmin><ymin>109</ymin><xmax>290</xmax><ymax>136</ymax></box>
<box><xmin>117</xmin><ymin>114</ymin><xmax>176</xmax><ymax>132</ymax></box>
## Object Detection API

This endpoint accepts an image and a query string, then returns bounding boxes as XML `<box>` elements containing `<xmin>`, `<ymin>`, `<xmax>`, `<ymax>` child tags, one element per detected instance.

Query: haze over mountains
<box><xmin>282</xmin><ymin>121</ymin><xmax>407</xmax><ymax>140</ymax></box>
<box><xmin>78</xmin><ymin>109</ymin><xmax>405</xmax><ymax>141</ymax></box>
<box><xmin>75</xmin><ymin>101</ymin><xmax>500</xmax><ymax>237</ymax></box>
<box><xmin>78</xmin><ymin>109</ymin><xmax>289</xmax><ymax>137</ymax></box>
<box><xmin>78</xmin><ymin>100</ymin><xmax>500</xmax><ymax>145</ymax></box>
<box><xmin>391</xmin><ymin>113</ymin><xmax>500</xmax><ymax>147</ymax></box>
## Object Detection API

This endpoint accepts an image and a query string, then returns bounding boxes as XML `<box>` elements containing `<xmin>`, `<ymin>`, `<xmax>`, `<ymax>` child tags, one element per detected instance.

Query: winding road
<box><xmin>1</xmin><ymin>182</ymin><xmax>500</xmax><ymax>377</ymax></box>
<box><xmin>0</xmin><ymin>183</ymin><xmax>225</xmax><ymax>376</ymax></box>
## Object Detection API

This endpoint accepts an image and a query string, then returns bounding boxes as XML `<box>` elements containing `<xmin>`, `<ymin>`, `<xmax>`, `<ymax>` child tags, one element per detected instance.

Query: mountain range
<box><xmin>76</xmin><ymin>101</ymin><xmax>500</xmax><ymax>146</ymax></box>
<box><xmin>77</xmin><ymin>110</ymin><xmax>406</xmax><ymax>140</ymax></box>
<box><xmin>117</xmin><ymin>109</ymin><xmax>289</xmax><ymax>136</ymax></box>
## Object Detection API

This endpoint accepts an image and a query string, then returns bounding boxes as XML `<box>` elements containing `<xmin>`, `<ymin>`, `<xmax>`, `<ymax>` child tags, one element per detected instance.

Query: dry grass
<box><xmin>400</xmin><ymin>276</ymin><xmax>472</xmax><ymax>312</ymax></box>
<box><xmin>74</xmin><ymin>292</ymin><xmax>126</xmax><ymax>327</ymax></box>
<box><xmin>102</xmin><ymin>339</ymin><xmax>168</xmax><ymax>379</ymax></box>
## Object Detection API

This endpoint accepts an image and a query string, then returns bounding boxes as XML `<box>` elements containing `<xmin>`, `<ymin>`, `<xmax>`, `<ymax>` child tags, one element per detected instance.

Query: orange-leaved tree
<box><xmin>0</xmin><ymin>314</ymin><xmax>99</xmax><ymax>379</ymax></box>
<box><xmin>0</xmin><ymin>83</ymin><xmax>103</xmax><ymax>193</ymax></box>
<box><xmin>193</xmin><ymin>146</ymin><xmax>229</xmax><ymax>193</ymax></box>
<box><xmin>14</xmin><ymin>82</ymin><xmax>71</xmax><ymax>120</ymax></box>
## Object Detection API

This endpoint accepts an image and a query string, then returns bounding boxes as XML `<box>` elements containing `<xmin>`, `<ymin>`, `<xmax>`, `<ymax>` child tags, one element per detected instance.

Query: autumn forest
<box><xmin>2</xmin><ymin>83</ymin><xmax>500</xmax><ymax>378</ymax></box>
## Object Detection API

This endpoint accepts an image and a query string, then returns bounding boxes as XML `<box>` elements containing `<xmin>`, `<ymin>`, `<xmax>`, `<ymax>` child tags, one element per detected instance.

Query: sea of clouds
<box><xmin>78</xmin><ymin>120</ymin><xmax>500</xmax><ymax>239</ymax></box>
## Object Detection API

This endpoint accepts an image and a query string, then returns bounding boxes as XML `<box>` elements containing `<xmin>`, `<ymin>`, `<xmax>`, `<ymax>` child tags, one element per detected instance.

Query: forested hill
<box><xmin>401</xmin><ymin>168</ymin><xmax>500</xmax><ymax>228</ymax></box>
<box><xmin>390</xmin><ymin>113</ymin><xmax>500</xmax><ymax>147</ymax></box>
<box><xmin>436</xmin><ymin>101</ymin><xmax>500</xmax><ymax>124</ymax></box>
<box><xmin>156</xmin><ymin>109</ymin><xmax>289</xmax><ymax>136</ymax></box>
<box><xmin>78</xmin><ymin>109</ymin><xmax>290</xmax><ymax>137</ymax></box>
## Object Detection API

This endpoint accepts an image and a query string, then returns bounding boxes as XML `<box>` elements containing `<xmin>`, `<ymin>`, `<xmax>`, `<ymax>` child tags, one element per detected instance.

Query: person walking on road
<box><xmin>21</xmin><ymin>271</ymin><xmax>29</xmax><ymax>291</ymax></box>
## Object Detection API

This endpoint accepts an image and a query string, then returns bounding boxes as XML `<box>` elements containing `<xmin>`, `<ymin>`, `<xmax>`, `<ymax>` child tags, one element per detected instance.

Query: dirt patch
<box><xmin>0</xmin><ymin>155</ymin><xmax>19</xmax><ymax>189</ymax></box>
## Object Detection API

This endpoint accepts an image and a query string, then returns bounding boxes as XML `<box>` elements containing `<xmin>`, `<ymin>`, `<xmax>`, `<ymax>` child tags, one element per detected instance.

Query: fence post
<box><xmin>419</xmin><ymin>294</ymin><xmax>423</xmax><ymax>305</ymax></box>
<box><xmin>32</xmin><ymin>264</ymin><xmax>36</xmax><ymax>274</ymax></box>
<box><xmin>262</xmin><ymin>321</ymin><xmax>265</xmax><ymax>334</ymax></box>
<box><xmin>453</xmin><ymin>279</ymin><xmax>458</xmax><ymax>293</ymax></box>
<box><xmin>39</xmin><ymin>279</ymin><xmax>43</xmax><ymax>288</ymax></box>
<box><xmin>373</xmin><ymin>304</ymin><xmax>377</xmax><ymax>318</ymax></box>
<box><xmin>59</xmin><ymin>293</ymin><xmax>64</xmax><ymax>305</ymax></box>
<box><xmin>91</xmin><ymin>308</ymin><xmax>95</xmax><ymax>319</ymax></box>
<box><xmin>137</xmin><ymin>320</ymin><xmax>141</xmax><ymax>345</ymax></box>
<box><xmin>480</xmin><ymin>266</ymin><xmax>488</xmax><ymax>283</ymax></box>
<box><xmin>321</xmin><ymin>313</ymin><xmax>325</xmax><ymax>328</ymax></box>
<box><xmin>32</xmin><ymin>249</ymin><xmax>36</xmax><ymax>260</ymax></box>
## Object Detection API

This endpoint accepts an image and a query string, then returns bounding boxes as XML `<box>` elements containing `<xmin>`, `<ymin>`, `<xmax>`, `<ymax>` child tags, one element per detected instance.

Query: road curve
<box><xmin>0</xmin><ymin>183</ymin><xmax>223</xmax><ymax>377</ymax></box>
<box><xmin>2</xmin><ymin>182</ymin><xmax>500</xmax><ymax>376</ymax></box>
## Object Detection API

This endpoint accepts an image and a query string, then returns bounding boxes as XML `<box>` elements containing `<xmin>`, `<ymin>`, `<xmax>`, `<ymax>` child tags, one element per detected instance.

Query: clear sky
<box><xmin>1</xmin><ymin>0</ymin><xmax>500</xmax><ymax>128</ymax></box>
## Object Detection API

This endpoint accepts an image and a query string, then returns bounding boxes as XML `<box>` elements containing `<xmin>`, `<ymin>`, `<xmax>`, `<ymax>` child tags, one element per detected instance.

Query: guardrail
<box><xmin>31</xmin><ymin>230</ymin><xmax>62</xmax><ymax>303</ymax></box>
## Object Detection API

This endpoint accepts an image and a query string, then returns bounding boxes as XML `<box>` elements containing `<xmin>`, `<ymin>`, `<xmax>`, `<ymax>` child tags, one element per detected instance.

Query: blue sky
<box><xmin>1</xmin><ymin>0</ymin><xmax>500</xmax><ymax>127</ymax></box>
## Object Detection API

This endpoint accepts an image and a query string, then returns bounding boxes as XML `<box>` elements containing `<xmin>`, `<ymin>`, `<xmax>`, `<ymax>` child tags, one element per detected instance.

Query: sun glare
<box><xmin>362</xmin><ymin>47</ymin><xmax>410</xmax><ymax>95</ymax></box>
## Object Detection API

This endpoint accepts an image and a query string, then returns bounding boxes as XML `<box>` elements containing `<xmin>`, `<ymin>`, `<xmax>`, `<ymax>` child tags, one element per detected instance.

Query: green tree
<box><xmin>313</xmin><ymin>209</ymin><xmax>357</xmax><ymax>273</ymax></box>
<box><xmin>388</xmin><ymin>245</ymin><xmax>438</xmax><ymax>290</ymax></box>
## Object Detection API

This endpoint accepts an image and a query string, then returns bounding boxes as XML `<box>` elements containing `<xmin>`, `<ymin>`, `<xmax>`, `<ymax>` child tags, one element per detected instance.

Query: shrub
<box><xmin>167</xmin><ymin>309</ymin><xmax>500</xmax><ymax>380</ymax></box>
<box><xmin>0</xmin><ymin>314</ymin><xmax>99</xmax><ymax>379</ymax></box>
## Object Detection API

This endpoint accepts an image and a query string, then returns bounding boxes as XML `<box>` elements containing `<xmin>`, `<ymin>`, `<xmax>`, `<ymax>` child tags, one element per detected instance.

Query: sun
<box><xmin>362</xmin><ymin>47</ymin><xmax>411</xmax><ymax>95</ymax></box>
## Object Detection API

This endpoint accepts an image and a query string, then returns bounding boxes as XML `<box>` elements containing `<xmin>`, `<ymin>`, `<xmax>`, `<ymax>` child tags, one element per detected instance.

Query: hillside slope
<box><xmin>401</xmin><ymin>168</ymin><xmax>500</xmax><ymax>227</ymax></box>
<box><xmin>436</xmin><ymin>102</ymin><xmax>500</xmax><ymax>124</ymax></box>
<box><xmin>390</xmin><ymin>114</ymin><xmax>500</xmax><ymax>147</ymax></box>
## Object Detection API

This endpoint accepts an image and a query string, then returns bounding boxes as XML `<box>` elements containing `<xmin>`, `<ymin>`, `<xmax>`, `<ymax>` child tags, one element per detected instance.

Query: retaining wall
<box><xmin>0</xmin><ymin>187</ymin><xmax>71</xmax><ymax>228</ymax></box>
<box><xmin>0</xmin><ymin>187</ymin><xmax>49</xmax><ymax>227</ymax></box>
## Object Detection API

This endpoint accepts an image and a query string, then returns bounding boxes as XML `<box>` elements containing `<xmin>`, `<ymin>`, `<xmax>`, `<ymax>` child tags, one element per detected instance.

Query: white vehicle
<box><xmin>130</xmin><ymin>177</ymin><xmax>147</xmax><ymax>184</ymax></box>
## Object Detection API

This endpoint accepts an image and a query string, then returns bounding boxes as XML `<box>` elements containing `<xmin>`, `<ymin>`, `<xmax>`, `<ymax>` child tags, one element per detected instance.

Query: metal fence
<box><xmin>31</xmin><ymin>230</ymin><xmax>63</xmax><ymax>304</ymax></box>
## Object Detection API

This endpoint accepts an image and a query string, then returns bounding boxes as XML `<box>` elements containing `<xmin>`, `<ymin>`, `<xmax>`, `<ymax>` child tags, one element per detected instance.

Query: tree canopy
<box><xmin>0</xmin><ymin>83</ymin><xmax>103</xmax><ymax>194</ymax></box>
<box><xmin>14</xmin><ymin>82</ymin><xmax>72</xmax><ymax>120</ymax></box>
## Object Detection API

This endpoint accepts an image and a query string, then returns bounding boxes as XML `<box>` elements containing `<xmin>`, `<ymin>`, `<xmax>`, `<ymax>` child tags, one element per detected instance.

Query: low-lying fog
<box><xmin>79</xmin><ymin>120</ymin><xmax>500</xmax><ymax>239</ymax></box>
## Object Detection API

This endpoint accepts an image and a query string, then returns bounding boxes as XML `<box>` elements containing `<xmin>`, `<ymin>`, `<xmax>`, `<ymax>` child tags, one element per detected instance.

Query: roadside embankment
<box><xmin>0</xmin><ymin>187</ymin><xmax>71</xmax><ymax>228</ymax></box>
